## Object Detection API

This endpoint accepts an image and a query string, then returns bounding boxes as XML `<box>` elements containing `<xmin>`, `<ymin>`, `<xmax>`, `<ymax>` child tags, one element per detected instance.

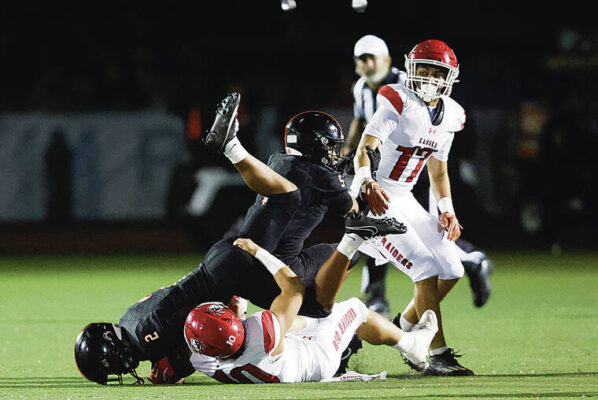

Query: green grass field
<box><xmin>1</xmin><ymin>251</ymin><xmax>597</xmax><ymax>399</ymax></box>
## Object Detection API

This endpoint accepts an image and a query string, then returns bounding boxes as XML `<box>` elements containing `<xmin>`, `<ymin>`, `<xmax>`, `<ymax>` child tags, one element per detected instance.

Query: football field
<box><xmin>1</xmin><ymin>251</ymin><xmax>597</xmax><ymax>399</ymax></box>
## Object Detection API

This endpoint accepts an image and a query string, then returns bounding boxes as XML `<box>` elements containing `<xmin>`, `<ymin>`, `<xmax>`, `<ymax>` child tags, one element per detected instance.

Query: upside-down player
<box><xmin>73</xmin><ymin>93</ymin><xmax>406</xmax><ymax>384</ymax></box>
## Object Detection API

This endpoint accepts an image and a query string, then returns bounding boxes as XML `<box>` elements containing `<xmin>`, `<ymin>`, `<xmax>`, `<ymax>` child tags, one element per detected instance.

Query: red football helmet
<box><xmin>404</xmin><ymin>39</ymin><xmax>460</xmax><ymax>102</ymax></box>
<box><xmin>184</xmin><ymin>302</ymin><xmax>245</xmax><ymax>358</ymax></box>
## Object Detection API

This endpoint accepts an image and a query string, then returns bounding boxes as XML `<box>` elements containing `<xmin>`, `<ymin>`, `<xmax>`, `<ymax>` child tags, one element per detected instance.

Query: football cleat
<box><xmin>424</xmin><ymin>348</ymin><xmax>474</xmax><ymax>376</ymax></box>
<box><xmin>463</xmin><ymin>254</ymin><xmax>493</xmax><ymax>307</ymax></box>
<box><xmin>398</xmin><ymin>310</ymin><xmax>438</xmax><ymax>371</ymax></box>
<box><xmin>365</xmin><ymin>295</ymin><xmax>390</xmax><ymax>319</ymax></box>
<box><xmin>344</xmin><ymin>212</ymin><xmax>407</xmax><ymax>239</ymax></box>
<box><xmin>334</xmin><ymin>334</ymin><xmax>363</xmax><ymax>377</ymax></box>
<box><xmin>392</xmin><ymin>313</ymin><xmax>423</xmax><ymax>371</ymax></box>
<box><xmin>202</xmin><ymin>92</ymin><xmax>241</xmax><ymax>153</ymax></box>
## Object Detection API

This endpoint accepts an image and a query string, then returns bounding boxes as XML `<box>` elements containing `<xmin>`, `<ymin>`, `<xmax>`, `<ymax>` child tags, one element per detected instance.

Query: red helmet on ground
<box><xmin>404</xmin><ymin>39</ymin><xmax>460</xmax><ymax>102</ymax></box>
<box><xmin>184</xmin><ymin>302</ymin><xmax>245</xmax><ymax>358</ymax></box>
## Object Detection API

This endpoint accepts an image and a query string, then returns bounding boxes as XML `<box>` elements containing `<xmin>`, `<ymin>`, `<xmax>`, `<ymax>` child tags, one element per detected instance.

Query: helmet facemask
<box><xmin>404</xmin><ymin>57</ymin><xmax>459</xmax><ymax>102</ymax></box>
<box><xmin>316</xmin><ymin>134</ymin><xmax>346</xmax><ymax>171</ymax></box>
<box><xmin>74</xmin><ymin>323</ymin><xmax>143</xmax><ymax>385</ymax></box>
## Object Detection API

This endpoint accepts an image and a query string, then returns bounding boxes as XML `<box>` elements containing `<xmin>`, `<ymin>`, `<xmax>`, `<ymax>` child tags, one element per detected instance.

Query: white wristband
<box><xmin>349</xmin><ymin>166</ymin><xmax>372</xmax><ymax>197</ymax></box>
<box><xmin>437</xmin><ymin>197</ymin><xmax>455</xmax><ymax>214</ymax></box>
<box><xmin>255</xmin><ymin>248</ymin><xmax>286</xmax><ymax>276</ymax></box>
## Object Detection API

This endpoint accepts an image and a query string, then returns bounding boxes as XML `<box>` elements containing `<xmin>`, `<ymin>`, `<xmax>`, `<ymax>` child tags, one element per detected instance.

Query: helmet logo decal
<box><xmin>286</xmin><ymin>134</ymin><xmax>297</xmax><ymax>144</ymax></box>
<box><xmin>189</xmin><ymin>338</ymin><xmax>204</xmax><ymax>354</ymax></box>
<box><xmin>207</xmin><ymin>304</ymin><xmax>226</xmax><ymax>315</ymax></box>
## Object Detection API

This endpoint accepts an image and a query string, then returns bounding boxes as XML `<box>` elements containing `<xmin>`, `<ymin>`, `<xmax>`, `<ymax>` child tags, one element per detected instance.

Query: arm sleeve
<box><xmin>433</xmin><ymin>134</ymin><xmax>455</xmax><ymax>161</ymax></box>
<box><xmin>245</xmin><ymin>311</ymin><xmax>281</xmax><ymax>356</ymax></box>
<box><xmin>362</xmin><ymin>106</ymin><xmax>399</xmax><ymax>144</ymax></box>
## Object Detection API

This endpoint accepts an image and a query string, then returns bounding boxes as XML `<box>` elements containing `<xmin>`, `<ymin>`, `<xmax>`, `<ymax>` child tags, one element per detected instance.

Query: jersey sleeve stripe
<box><xmin>379</xmin><ymin>85</ymin><xmax>404</xmax><ymax>115</ymax></box>
<box><xmin>261</xmin><ymin>311</ymin><xmax>277</xmax><ymax>354</ymax></box>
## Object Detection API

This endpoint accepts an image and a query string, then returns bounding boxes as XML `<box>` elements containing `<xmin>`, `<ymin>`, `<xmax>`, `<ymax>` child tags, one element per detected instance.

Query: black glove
<box><xmin>365</xmin><ymin>145</ymin><xmax>380</xmax><ymax>179</ymax></box>
<box><xmin>338</xmin><ymin>146</ymin><xmax>381</xmax><ymax>177</ymax></box>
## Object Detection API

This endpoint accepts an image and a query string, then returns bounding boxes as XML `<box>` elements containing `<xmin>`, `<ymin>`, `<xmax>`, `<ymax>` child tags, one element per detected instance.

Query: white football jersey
<box><xmin>363</xmin><ymin>84</ymin><xmax>466</xmax><ymax>197</ymax></box>
<box><xmin>190</xmin><ymin>310</ymin><xmax>324</xmax><ymax>383</ymax></box>
<box><xmin>191</xmin><ymin>299</ymin><xmax>368</xmax><ymax>383</ymax></box>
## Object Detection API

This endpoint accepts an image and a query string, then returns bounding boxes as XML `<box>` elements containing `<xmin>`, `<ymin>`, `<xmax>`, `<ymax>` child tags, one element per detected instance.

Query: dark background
<box><xmin>1</xmin><ymin>1</ymin><xmax>596</xmax><ymax>252</ymax></box>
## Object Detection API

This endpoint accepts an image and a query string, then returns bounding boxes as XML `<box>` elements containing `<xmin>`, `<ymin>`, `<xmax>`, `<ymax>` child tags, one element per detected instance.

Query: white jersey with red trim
<box><xmin>363</xmin><ymin>84</ymin><xmax>466</xmax><ymax>197</ymax></box>
<box><xmin>190</xmin><ymin>299</ymin><xmax>369</xmax><ymax>383</ymax></box>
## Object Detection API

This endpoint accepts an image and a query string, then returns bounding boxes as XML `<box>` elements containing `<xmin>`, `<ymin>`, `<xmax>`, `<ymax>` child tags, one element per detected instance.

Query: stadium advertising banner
<box><xmin>0</xmin><ymin>111</ymin><xmax>185</xmax><ymax>221</ymax></box>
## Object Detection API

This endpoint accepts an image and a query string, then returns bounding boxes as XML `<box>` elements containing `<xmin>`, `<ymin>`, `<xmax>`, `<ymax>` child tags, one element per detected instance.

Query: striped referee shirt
<box><xmin>352</xmin><ymin>66</ymin><xmax>406</xmax><ymax>123</ymax></box>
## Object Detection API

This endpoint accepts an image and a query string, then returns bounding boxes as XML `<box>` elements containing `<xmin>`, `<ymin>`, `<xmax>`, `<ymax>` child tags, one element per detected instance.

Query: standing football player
<box><xmin>185</xmin><ymin>236</ymin><xmax>437</xmax><ymax>384</ymax></box>
<box><xmin>74</xmin><ymin>93</ymin><xmax>406</xmax><ymax>384</ymax></box>
<box><xmin>351</xmin><ymin>40</ymin><xmax>476</xmax><ymax>376</ymax></box>
<box><xmin>347</xmin><ymin>35</ymin><xmax>493</xmax><ymax>315</ymax></box>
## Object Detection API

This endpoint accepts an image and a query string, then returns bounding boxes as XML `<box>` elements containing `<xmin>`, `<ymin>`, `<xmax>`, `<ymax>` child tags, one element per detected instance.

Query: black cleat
<box><xmin>391</xmin><ymin>313</ymin><xmax>424</xmax><ymax>371</ymax></box>
<box><xmin>365</xmin><ymin>295</ymin><xmax>390</xmax><ymax>319</ymax></box>
<box><xmin>335</xmin><ymin>334</ymin><xmax>363</xmax><ymax>376</ymax></box>
<box><xmin>463</xmin><ymin>254</ymin><xmax>493</xmax><ymax>308</ymax></box>
<box><xmin>202</xmin><ymin>92</ymin><xmax>241</xmax><ymax>153</ymax></box>
<box><xmin>344</xmin><ymin>212</ymin><xmax>407</xmax><ymax>240</ymax></box>
<box><xmin>424</xmin><ymin>348</ymin><xmax>474</xmax><ymax>376</ymax></box>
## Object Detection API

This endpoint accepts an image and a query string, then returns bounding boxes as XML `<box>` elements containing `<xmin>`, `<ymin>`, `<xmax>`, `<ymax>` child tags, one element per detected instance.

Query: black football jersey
<box><xmin>239</xmin><ymin>152</ymin><xmax>352</xmax><ymax>261</ymax></box>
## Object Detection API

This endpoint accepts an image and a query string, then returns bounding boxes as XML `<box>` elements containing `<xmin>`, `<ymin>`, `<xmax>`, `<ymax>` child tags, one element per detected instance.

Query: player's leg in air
<box><xmin>202</xmin><ymin>92</ymin><xmax>296</xmax><ymax>196</ymax></box>
<box><xmin>201</xmin><ymin>92</ymin><xmax>301</xmax><ymax>253</ymax></box>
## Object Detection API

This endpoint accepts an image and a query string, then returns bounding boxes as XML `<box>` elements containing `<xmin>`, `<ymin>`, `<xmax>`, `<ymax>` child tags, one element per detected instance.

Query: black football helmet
<box><xmin>284</xmin><ymin>111</ymin><xmax>345</xmax><ymax>171</ymax></box>
<box><xmin>74</xmin><ymin>323</ymin><xmax>143</xmax><ymax>385</ymax></box>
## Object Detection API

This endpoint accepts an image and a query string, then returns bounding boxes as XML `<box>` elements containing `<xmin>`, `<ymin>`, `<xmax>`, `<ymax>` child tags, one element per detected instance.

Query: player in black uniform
<box><xmin>74</xmin><ymin>93</ymin><xmax>406</xmax><ymax>385</ymax></box>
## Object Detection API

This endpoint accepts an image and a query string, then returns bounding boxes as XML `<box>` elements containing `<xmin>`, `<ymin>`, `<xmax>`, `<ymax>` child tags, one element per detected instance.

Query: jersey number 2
<box><xmin>213</xmin><ymin>364</ymin><xmax>281</xmax><ymax>384</ymax></box>
<box><xmin>389</xmin><ymin>145</ymin><xmax>435</xmax><ymax>182</ymax></box>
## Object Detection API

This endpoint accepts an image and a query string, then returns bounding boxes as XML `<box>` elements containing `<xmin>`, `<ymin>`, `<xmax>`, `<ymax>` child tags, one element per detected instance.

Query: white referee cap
<box><xmin>354</xmin><ymin>35</ymin><xmax>389</xmax><ymax>57</ymax></box>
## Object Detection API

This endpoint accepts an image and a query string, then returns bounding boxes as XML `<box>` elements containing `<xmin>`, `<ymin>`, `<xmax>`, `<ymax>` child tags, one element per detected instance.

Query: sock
<box><xmin>400</xmin><ymin>315</ymin><xmax>415</xmax><ymax>332</ymax></box>
<box><xmin>337</xmin><ymin>233</ymin><xmax>364</xmax><ymax>259</ymax></box>
<box><xmin>394</xmin><ymin>332</ymin><xmax>414</xmax><ymax>353</ymax></box>
<box><xmin>429</xmin><ymin>346</ymin><xmax>448</xmax><ymax>356</ymax></box>
<box><xmin>224</xmin><ymin>137</ymin><xmax>248</xmax><ymax>164</ymax></box>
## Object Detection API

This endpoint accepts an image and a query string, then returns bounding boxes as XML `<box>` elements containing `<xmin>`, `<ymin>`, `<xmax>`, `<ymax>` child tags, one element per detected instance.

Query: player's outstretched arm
<box><xmin>427</xmin><ymin>157</ymin><xmax>461</xmax><ymax>241</ymax></box>
<box><xmin>233</xmin><ymin>238</ymin><xmax>305</xmax><ymax>355</ymax></box>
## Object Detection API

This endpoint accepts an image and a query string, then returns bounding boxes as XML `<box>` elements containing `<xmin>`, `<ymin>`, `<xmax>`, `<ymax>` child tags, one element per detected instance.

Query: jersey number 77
<box><xmin>389</xmin><ymin>145</ymin><xmax>436</xmax><ymax>182</ymax></box>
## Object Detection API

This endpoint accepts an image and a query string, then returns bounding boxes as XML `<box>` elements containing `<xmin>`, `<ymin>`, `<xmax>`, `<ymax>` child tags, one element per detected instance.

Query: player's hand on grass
<box><xmin>234</xmin><ymin>238</ymin><xmax>260</xmax><ymax>256</ymax></box>
<box><xmin>363</xmin><ymin>179</ymin><xmax>390</xmax><ymax>216</ymax></box>
<box><xmin>438</xmin><ymin>212</ymin><xmax>462</xmax><ymax>241</ymax></box>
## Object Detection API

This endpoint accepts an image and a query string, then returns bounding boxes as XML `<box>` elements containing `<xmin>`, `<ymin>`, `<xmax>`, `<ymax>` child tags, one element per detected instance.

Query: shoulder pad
<box><xmin>441</xmin><ymin>96</ymin><xmax>466</xmax><ymax>132</ymax></box>
<box><xmin>377</xmin><ymin>84</ymin><xmax>408</xmax><ymax>115</ymax></box>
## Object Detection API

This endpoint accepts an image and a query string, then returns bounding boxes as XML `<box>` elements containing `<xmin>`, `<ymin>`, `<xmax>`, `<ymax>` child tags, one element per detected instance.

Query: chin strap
<box><xmin>129</xmin><ymin>369</ymin><xmax>145</xmax><ymax>385</ymax></box>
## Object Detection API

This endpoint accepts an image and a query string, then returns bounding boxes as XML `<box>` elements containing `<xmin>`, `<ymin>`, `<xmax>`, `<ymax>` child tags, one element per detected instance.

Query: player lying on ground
<box><xmin>185</xmin><ymin>237</ymin><xmax>438</xmax><ymax>383</ymax></box>
<box><xmin>351</xmin><ymin>39</ymin><xmax>476</xmax><ymax>376</ymax></box>
<box><xmin>74</xmin><ymin>212</ymin><xmax>405</xmax><ymax>385</ymax></box>
<box><xmin>74</xmin><ymin>93</ymin><xmax>407</xmax><ymax>384</ymax></box>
